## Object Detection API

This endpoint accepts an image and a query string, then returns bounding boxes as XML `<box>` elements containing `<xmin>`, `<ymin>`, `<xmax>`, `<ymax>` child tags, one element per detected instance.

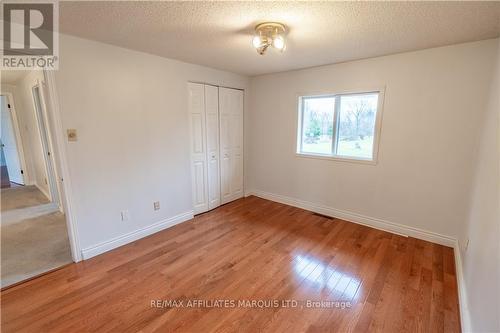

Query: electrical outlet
<box><xmin>153</xmin><ymin>201</ymin><xmax>160</xmax><ymax>211</ymax></box>
<box><xmin>121</xmin><ymin>210</ymin><xmax>130</xmax><ymax>221</ymax></box>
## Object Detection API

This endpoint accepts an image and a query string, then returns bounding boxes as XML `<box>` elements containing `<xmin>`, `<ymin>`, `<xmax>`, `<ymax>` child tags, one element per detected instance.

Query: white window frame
<box><xmin>295</xmin><ymin>88</ymin><xmax>385</xmax><ymax>165</ymax></box>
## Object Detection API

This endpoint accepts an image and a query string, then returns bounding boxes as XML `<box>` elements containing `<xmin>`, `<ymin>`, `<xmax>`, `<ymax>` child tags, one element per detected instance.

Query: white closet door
<box><xmin>205</xmin><ymin>85</ymin><xmax>220</xmax><ymax>210</ymax></box>
<box><xmin>219</xmin><ymin>87</ymin><xmax>244</xmax><ymax>204</ymax></box>
<box><xmin>188</xmin><ymin>83</ymin><xmax>208</xmax><ymax>214</ymax></box>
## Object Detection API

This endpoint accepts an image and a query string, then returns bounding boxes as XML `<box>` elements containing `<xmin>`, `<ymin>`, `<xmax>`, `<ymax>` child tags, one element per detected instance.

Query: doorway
<box><xmin>1</xmin><ymin>95</ymin><xmax>25</xmax><ymax>188</ymax></box>
<box><xmin>1</xmin><ymin>70</ymin><xmax>72</xmax><ymax>288</ymax></box>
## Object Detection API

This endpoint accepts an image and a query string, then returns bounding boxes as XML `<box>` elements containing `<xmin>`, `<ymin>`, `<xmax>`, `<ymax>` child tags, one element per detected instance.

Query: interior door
<box><xmin>188</xmin><ymin>83</ymin><xmax>209</xmax><ymax>214</ymax></box>
<box><xmin>219</xmin><ymin>87</ymin><xmax>243</xmax><ymax>204</ymax></box>
<box><xmin>205</xmin><ymin>85</ymin><xmax>220</xmax><ymax>210</ymax></box>
<box><xmin>0</xmin><ymin>95</ymin><xmax>24</xmax><ymax>185</ymax></box>
<box><xmin>32</xmin><ymin>85</ymin><xmax>57</xmax><ymax>202</ymax></box>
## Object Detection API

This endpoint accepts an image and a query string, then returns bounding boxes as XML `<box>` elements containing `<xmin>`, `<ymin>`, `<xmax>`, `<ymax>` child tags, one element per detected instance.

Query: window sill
<box><xmin>295</xmin><ymin>152</ymin><xmax>378</xmax><ymax>165</ymax></box>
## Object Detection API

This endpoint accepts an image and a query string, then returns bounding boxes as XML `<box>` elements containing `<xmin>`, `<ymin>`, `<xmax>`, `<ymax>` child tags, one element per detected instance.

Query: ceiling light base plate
<box><xmin>255</xmin><ymin>22</ymin><xmax>286</xmax><ymax>33</ymax></box>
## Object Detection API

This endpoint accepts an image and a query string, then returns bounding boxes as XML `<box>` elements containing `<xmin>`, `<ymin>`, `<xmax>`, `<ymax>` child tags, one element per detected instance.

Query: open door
<box><xmin>32</xmin><ymin>85</ymin><xmax>59</xmax><ymax>204</ymax></box>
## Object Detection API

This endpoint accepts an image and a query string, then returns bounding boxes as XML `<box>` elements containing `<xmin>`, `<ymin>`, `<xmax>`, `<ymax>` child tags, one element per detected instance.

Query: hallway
<box><xmin>1</xmin><ymin>211</ymin><xmax>72</xmax><ymax>287</ymax></box>
<box><xmin>1</xmin><ymin>70</ymin><xmax>73</xmax><ymax>289</ymax></box>
<box><xmin>0</xmin><ymin>186</ymin><xmax>71</xmax><ymax>287</ymax></box>
<box><xmin>1</xmin><ymin>185</ymin><xmax>50</xmax><ymax>212</ymax></box>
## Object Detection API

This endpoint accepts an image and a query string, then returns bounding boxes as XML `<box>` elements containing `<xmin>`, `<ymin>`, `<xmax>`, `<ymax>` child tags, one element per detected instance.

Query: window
<box><xmin>297</xmin><ymin>91</ymin><xmax>382</xmax><ymax>162</ymax></box>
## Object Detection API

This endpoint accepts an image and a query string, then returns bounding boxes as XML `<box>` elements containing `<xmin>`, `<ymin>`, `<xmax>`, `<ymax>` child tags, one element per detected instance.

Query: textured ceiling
<box><xmin>60</xmin><ymin>1</ymin><xmax>500</xmax><ymax>76</ymax></box>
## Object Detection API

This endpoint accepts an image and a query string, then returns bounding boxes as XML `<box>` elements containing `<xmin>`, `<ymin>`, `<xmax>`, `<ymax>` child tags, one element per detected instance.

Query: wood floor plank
<box><xmin>0</xmin><ymin>196</ymin><xmax>460</xmax><ymax>332</ymax></box>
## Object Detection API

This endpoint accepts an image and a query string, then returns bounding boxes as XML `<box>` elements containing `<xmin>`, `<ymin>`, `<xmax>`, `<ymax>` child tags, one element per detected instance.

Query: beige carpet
<box><xmin>1</xmin><ymin>212</ymin><xmax>72</xmax><ymax>287</ymax></box>
<box><xmin>1</xmin><ymin>185</ymin><xmax>50</xmax><ymax>211</ymax></box>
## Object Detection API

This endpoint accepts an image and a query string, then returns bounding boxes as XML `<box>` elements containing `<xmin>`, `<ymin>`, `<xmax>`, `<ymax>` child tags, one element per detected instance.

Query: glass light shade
<box><xmin>252</xmin><ymin>35</ymin><xmax>263</xmax><ymax>48</ymax></box>
<box><xmin>273</xmin><ymin>35</ymin><xmax>285</xmax><ymax>50</ymax></box>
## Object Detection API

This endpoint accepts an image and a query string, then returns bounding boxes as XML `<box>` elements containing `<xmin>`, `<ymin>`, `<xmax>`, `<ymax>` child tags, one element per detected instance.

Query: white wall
<box><xmin>460</xmin><ymin>40</ymin><xmax>499</xmax><ymax>332</ymax></box>
<box><xmin>1</xmin><ymin>73</ymin><xmax>50</xmax><ymax>197</ymax></box>
<box><xmin>51</xmin><ymin>34</ymin><xmax>498</xmax><ymax>328</ymax></box>
<box><xmin>247</xmin><ymin>39</ymin><xmax>499</xmax><ymax>242</ymax></box>
<box><xmin>54</xmin><ymin>35</ymin><xmax>248</xmax><ymax>254</ymax></box>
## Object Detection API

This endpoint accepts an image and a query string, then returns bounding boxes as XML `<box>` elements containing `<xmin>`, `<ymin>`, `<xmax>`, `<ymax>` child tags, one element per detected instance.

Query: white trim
<box><xmin>81</xmin><ymin>211</ymin><xmax>194</xmax><ymax>260</ymax></box>
<box><xmin>43</xmin><ymin>70</ymin><xmax>82</xmax><ymax>262</ymax></box>
<box><xmin>31</xmin><ymin>80</ymin><xmax>58</xmax><ymax>204</ymax></box>
<box><xmin>295</xmin><ymin>86</ymin><xmax>387</xmax><ymax>98</ymax></box>
<box><xmin>295</xmin><ymin>152</ymin><xmax>377</xmax><ymax>165</ymax></box>
<box><xmin>454</xmin><ymin>240</ymin><xmax>471</xmax><ymax>332</ymax></box>
<box><xmin>246</xmin><ymin>189</ymin><xmax>456</xmax><ymax>247</ymax></box>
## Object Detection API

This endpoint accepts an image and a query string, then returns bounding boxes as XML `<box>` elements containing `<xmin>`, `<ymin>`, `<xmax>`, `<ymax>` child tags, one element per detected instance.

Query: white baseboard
<box><xmin>81</xmin><ymin>211</ymin><xmax>194</xmax><ymax>260</ymax></box>
<box><xmin>454</xmin><ymin>241</ymin><xmax>471</xmax><ymax>332</ymax></box>
<box><xmin>246</xmin><ymin>189</ymin><xmax>456</xmax><ymax>247</ymax></box>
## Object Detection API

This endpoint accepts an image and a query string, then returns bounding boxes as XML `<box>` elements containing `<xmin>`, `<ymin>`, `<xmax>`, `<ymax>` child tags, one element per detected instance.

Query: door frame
<box><xmin>31</xmin><ymin>80</ymin><xmax>59</xmax><ymax>204</ymax></box>
<box><xmin>36</xmin><ymin>70</ymin><xmax>82</xmax><ymax>262</ymax></box>
<box><xmin>0</xmin><ymin>92</ymin><xmax>29</xmax><ymax>185</ymax></box>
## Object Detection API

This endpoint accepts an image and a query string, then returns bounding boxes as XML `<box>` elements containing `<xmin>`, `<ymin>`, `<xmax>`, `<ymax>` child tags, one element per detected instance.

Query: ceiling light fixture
<box><xmin>252</xmin><ymin>22</ymin><xmax>286</xmax><ymax>55</ymax></box>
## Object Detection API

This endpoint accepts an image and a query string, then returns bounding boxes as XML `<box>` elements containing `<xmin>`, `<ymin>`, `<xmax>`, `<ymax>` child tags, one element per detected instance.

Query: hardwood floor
<box><xmin>1</xmin><ymin>196</ymin><xmax>461</xmax><ymax>332</ymax></box>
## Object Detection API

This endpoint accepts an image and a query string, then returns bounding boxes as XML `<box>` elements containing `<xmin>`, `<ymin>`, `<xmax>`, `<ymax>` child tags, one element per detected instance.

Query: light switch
<box><xmin>67</xmin><ymin>129</ymin><xmax>77</xmax><ymax>142</ymax></box>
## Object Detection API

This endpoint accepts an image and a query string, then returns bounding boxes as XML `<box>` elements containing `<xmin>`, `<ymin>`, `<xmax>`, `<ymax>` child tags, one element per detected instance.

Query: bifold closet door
<box><xmin>188</xmin><ymin>83</ymin><xmax>208</xmax><ymax>214</ymax></box>
<box><xmin>219</xmin><ymin>87</ymin><xmax>244</xmax><ymax>204</ymax></box>
<box><xmin>204</xmin><ymin>85</ymin><xmax>221</xmax><ymax>210</ymax></box>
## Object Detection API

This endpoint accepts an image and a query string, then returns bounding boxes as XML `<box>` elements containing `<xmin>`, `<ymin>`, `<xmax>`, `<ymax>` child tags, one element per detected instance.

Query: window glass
<box><xmin>300</xmin><ymin>96</ymin><xmax>335</xmax><ymax>155</ymax></box>
<box><xmin>336</xmin><ymin>93</ymin><xmax>378</xmax><ymax>159</ymax></box>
